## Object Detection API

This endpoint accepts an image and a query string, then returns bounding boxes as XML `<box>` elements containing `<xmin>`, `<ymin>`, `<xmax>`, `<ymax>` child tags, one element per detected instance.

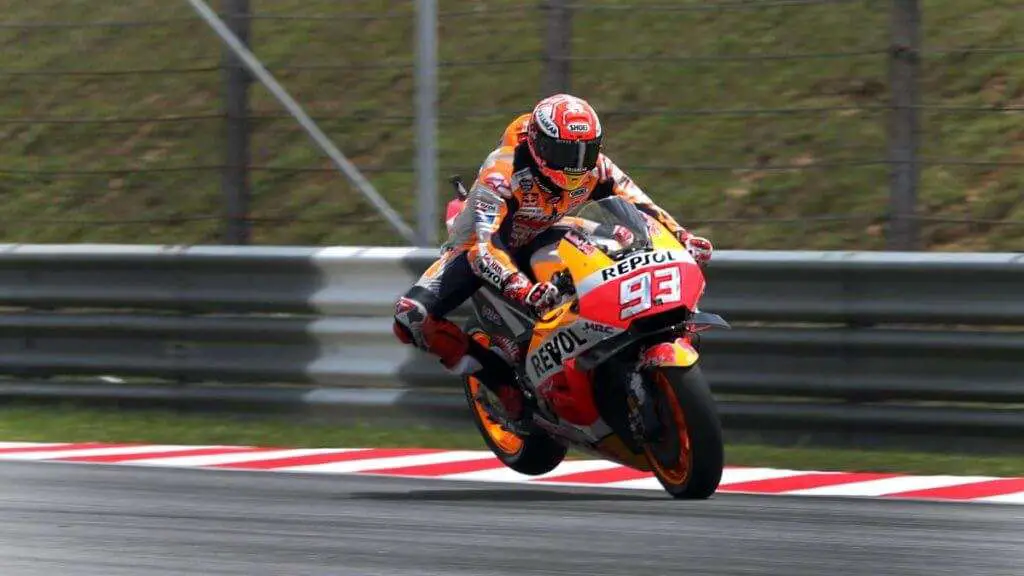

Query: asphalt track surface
<box><xmin>1</xmin><ymin>462</ymin><xmax>1023</xmax><ymax>575</ymax></box>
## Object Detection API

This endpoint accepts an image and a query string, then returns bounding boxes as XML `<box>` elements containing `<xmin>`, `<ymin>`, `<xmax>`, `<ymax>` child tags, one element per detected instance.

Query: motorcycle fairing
<box><xmin>641</xmin><ymin>337</ymin><xmax>700</xmax><ymax>369</ymax></box>
<box><xmin>551</xmin><ymin>220</ymin><xmax>704</xmax><ymax>372</ymax></box>
<box><xmin>522</xmin><ymin>298</ymin><xmax>634</xmax><ymax>384</ymax></box>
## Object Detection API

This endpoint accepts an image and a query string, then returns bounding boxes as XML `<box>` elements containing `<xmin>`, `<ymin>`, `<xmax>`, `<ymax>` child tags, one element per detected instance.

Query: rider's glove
<box><xmin>524</xmin><ymin>281</ymin><xmax>561</xmax><ymax>317</ymax></box>
<box><xmin>504</xmin><ymin>272</ymin><xmax>561</xmax><ymax>317</ymax></box>
<box><xmin>675</xmin><ymin>230</ymin><xmax>713</xmax><ymax>265</ymax></box>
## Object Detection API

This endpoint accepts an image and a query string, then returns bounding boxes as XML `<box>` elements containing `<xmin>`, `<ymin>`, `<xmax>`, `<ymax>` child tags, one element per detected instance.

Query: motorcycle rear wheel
<box><xmin>463</xmin><ymin>375</ymin><xmax>567</xmax><ymax>476</ymax></box>
<box><xmin>643</xmin><ymin>365</ymin><xmax>724</xmax><ymax>499</ymax></box>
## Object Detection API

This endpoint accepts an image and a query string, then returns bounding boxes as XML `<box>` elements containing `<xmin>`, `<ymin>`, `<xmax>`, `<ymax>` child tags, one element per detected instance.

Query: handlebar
<box><xmin>551</xmin><ymin>268</ymin><xmax>576</xmax><ymax>296</ymax></box>
<box><xmin>448</xmin><ymin>175</ymin><xmax>468</xmax><ymax>200</ymax></box>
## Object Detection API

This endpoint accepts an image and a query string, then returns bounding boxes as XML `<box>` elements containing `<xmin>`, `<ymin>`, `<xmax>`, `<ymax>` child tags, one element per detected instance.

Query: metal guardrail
<box><xmin>0</xmin><ymin>244</ymin><xmax>1022</xmax><ymax>446</ymax></box>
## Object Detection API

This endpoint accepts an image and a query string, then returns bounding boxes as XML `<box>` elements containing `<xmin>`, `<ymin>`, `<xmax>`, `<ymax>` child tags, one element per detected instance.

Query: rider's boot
<box><xmin>394</xmin><ymin>309</ymin><xmax>526</xmax><ymax>421</ymax></box>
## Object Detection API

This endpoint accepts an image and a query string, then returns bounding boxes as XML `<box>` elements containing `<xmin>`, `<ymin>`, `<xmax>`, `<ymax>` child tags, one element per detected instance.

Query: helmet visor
<box><xmin>534</xmin><ymin>131</ymin><xmax>602</xmax><ymax>173</ymax></box>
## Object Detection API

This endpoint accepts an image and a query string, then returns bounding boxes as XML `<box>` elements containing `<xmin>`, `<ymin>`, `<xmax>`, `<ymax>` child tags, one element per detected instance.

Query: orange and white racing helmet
<box><xmin>526</xmin><ymin>94</ymin><xmax>603</xmax><ymax>191</ymax></box>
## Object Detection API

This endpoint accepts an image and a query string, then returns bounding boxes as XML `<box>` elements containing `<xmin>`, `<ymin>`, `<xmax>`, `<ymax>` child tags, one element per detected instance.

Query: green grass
<box><xmin>2</xmin><ymin>403</ymin><xmax>1022</xmax><ymax>477</ymax></box>
<box><xmin>0</xmin><ymin>1</ymin><xmax>1021</xmax><ymax>249</ymax></box>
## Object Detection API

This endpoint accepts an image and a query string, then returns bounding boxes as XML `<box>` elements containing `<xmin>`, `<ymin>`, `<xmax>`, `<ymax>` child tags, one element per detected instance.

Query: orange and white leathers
<box><xmin>393</xmin><ymin>139</ymin><xmax>696</xmax><ymax>376</ymax></box>
<box><xmin>499</xmin><ymin>112</ymin><xmax>532</xmax><ymax>148</ymax></box>
<box><xmin>462</xmin><ymin>112</ymin><xmax>693</xmax><ymax>252</ymax></box>
<box><xmin>446</xmin><ymin>143</ymin><xmax>693</xmax><ymax>294</ymax></box>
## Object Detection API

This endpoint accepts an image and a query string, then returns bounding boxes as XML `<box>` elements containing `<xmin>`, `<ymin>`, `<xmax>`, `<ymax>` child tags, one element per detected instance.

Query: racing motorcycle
<box><xmin>450</xmin><ymin>177</ymin><xmax>730</xmax><ymax>499</ymax></box>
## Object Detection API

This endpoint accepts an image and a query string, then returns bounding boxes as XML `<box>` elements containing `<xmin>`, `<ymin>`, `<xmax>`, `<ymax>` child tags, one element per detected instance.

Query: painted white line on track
<box><xmin>787</xmin><ymin>475</ymin><xmax>999</xmax><ymax>497</ymax></box>
<box><xmin>977</xmin><ymin>491</ymin><xmax>1024</xmax><ymax>504</ymax></box>
<box><xmin>0</xmin><ymin>444</ymin><xmax>214</xmax><ymax>461</ymax></box>
<box><xmin>280</xmin><ymin>450</ymin><xmax>497</xmax><ymax>474</ymax></box>
<box><xmin>445</xmin><ymin>459</ymin><xmax>624</xmax><ymax>483</ymax></box>
<box><xmin>128</xmin><ymin>448</ymin><xmax>364</xmax><ymax>467</ymax></box>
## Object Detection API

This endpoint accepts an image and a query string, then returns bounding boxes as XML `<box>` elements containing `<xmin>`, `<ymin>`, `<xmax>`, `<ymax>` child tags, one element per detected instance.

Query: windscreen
<box><xmin>569</xmin><ymin>196</ymin><xmax>653</xmax><ymax>251</ymax></box>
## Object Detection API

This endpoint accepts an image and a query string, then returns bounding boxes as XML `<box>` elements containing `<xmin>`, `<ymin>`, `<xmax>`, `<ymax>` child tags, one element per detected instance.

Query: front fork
<box><xmin>625</xmin><ymin>336</ymin><xmax>700</xmax><ymax>442</ymax></box>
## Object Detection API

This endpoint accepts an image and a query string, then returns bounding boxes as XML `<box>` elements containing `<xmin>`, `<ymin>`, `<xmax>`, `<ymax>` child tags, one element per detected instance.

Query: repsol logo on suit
<box><xmin>529</xmin><ymin>328</ymin><xmax>590</xmax><ymax>379</ymax></box>
<box><xmin>600</xmin><ymin>250</ymin><xmax>677</xmax><ymax>281</ymax></box>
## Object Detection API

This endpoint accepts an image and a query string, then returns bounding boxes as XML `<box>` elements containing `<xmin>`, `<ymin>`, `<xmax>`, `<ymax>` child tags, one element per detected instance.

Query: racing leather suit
<box><xmin>394</xmin><ymin>141</ymin><xmax>698</xmax><ymax>383</ymax></box>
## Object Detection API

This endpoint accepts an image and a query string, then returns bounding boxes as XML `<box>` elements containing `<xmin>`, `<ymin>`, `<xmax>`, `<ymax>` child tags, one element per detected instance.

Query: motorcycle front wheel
<box><xmin>462</xmin><ymin>374</ymin><xmax>567</xmax><ymax>476</ymax></box>
<box><xmin>642</xmin><ymin>365</ymin><xmax>724</xmax><ymax>499</ymax></box>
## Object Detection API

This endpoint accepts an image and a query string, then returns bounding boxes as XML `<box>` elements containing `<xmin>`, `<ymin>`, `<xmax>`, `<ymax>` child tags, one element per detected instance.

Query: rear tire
<box><xmin>644</xmin><ymin>365</ymin><xmax>724</xmax><ymax>499</ymax></box>
<box><xmin>463</xmin><ymin>375</ymin><xmax>567</xmax><ymax>476</ymax></box>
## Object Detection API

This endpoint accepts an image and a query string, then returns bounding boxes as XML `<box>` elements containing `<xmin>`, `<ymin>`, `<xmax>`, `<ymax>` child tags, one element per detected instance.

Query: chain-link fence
<box><xmin>0</xmin><ymin>0</ymin><xmax>1021</xmax><ymax>249</ymax></box>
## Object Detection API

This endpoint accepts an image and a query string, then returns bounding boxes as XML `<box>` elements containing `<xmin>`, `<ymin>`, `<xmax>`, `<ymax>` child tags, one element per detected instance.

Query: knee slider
<box><xmin>393</xmin><ymin>296</ymin><xmax>428</xmax><ymax>347</ymax></box>
<box><xmin>392</xmin><ymin>320</ymin><xmax>414</xmax><ymax>345</ymax></box>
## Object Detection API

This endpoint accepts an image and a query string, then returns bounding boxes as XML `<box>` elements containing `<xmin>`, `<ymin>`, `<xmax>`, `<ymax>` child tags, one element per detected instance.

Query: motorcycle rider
<box><xmin>393</xmin><ymin>93</ymin><xmax>713</xmax><ymax>422</ymax></box>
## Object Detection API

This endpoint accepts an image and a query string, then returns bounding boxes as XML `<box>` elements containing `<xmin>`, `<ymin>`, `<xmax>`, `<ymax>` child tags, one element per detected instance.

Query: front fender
<box><xmin>641</xmin><ymin>338</ymin><xmax>700</xmax><ymax>368</ymax></box>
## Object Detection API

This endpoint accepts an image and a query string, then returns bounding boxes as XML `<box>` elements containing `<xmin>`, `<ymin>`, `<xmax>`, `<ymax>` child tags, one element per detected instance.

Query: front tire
<box><xmin>643</xmin><ymin>365</ymin><xmax>724</xmax><ymax>499</ymax></box>
<box><xmin>463</xmin><ymin>375</ymin><xmax>567</xmax><ymax>476</ymax></box>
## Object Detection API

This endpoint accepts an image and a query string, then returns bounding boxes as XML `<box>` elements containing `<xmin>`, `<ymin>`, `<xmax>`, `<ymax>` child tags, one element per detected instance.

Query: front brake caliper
<box><xmin>625</xmin><ymin>372</ymin><xmax>663</xmax><ymax>442</ymax></box>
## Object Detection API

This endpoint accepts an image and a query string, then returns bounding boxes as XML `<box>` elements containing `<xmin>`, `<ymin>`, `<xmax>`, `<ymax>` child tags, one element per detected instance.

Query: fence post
<box><xmin>415</xmin><ymin>0</ymin><xmax>439</xmax><ymax>247</ymax></box>
<box><xmin>886</xmin><ymin>0</ymin><xmax>921</xmax><ymax>250</ymax></box>
<box><xmin>542</xmin><ymin>0</ymin><xmax>572</xmax><ymax>97</ymax></box>
<box><xmin>220</xmin><ymin>0</ymin><xmax>251</xmax><ymax>244</ymax></box>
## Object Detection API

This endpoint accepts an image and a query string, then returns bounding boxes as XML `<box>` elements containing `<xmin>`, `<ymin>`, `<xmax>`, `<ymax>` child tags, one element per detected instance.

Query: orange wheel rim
<box><xmin>645</xmin><ymin>371</ymin><xmax>692</xmax><ymax>486</ymax></box>
<box><xmin>467</xmin><ymin>376</ymin><xmax>524</xmax><ymax>455</ymax></box>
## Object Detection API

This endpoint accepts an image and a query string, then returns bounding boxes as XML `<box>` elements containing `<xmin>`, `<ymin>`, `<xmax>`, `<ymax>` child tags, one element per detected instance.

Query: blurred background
<box><xmin>1</xmin><ymin>0</ymin><xmax>1020</xmax><ymax>250</ymax></box>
